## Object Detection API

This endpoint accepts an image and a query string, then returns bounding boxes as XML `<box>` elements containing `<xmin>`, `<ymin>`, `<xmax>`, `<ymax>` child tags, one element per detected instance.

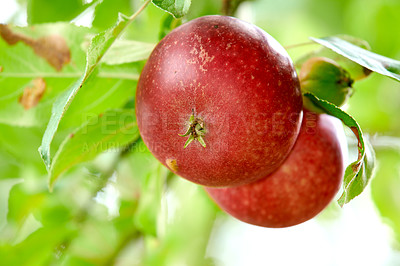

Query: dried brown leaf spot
<box><xmin>0</xmin><ymin>24</ymin><xmax>70</xmax><ymax>71</ymax></box>
<box><xmin>19</xmin><ymin>78</ymin><xmax>46</xmax><ymax>110</ymax></box>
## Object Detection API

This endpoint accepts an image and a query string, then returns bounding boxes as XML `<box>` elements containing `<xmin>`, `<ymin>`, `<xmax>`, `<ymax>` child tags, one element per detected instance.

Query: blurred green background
<box><xmin>0</xmin><ymin>0</ymin><xmax>400</xmax><ymax>265</ymax></box>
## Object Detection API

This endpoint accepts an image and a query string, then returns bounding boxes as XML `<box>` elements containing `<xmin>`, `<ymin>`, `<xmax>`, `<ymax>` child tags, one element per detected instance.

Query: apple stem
<box><xmin>284</xmin><ymin>41</ymin><xmax>316</xmax><ymax>50</ymax></box>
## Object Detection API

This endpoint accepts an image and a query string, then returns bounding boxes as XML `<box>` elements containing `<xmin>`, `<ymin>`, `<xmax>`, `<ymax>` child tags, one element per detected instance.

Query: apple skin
<box><xmin>136</xmin><ymin>15</ymin><xmax>302</xmax><ymax>187</ymax></box>
<box><xmin>205</xmin><ymin>110</ymin><xmax>345</xmax><ymax>227</ymax></box>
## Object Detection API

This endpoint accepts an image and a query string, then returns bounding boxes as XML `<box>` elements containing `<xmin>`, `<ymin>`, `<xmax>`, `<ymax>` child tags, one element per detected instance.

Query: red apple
<box><xmin>206</xmin><ymin>110</ymin><xmax>345</xmax><ymax>227</ymax></box>
<box><xmin>136</xmin><ymin>15</ymin><xmax>302</xmax><ymax>187</ymax></box>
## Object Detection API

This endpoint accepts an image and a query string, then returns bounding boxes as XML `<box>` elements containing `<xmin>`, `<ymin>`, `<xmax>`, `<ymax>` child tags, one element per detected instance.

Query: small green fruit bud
<box><xmin>300</xmin><ymin>57</ymin><xmax>354</xmax><ymax>112</ymax></box>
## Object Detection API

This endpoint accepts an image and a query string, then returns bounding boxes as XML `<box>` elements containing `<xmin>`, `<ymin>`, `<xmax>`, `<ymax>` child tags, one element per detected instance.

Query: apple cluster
<box><xmin>136</xmin><ymin>16</ymin><xmax>345</xmax><ymax>228</ymax></box>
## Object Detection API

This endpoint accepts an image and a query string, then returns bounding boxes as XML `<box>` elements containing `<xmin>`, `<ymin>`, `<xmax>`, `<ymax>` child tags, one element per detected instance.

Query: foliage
<box><xmin>310</xmin><ymin>37</ymin><xmax>400</xmax><ymax>82</ymax></box>
<box><xmin>1</xmin><ymin>0</ymin><xmax>400</xmax><ymax>264</ymax></box>
<box><xmin>304</xmin><ymin>93</ymin><xmax>376</xmax><ymax>206</ymax></box>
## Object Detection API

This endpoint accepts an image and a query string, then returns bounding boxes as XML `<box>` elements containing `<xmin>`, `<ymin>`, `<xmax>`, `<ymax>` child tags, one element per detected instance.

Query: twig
<box><xmin>369</xmin><ymin>135</ymin><xmax>400</xmax><ymax>151</ymax></box>
<box><xmin>284</xmin><ymin>41</ymin><xmax>317</xmax><ymax>50</ymax></box>
<box><xmin>128</xmin><ymin>0</ymin><xmax>152</xmax><ymax>22</ymax></box>
<box><xmin>222</xmin><ymin>0</ymin><xmax>248</xmax><ymax>16</ymax></box>
<box><xmin>103</xmin><ymin>231</ymin><xmax>140</xmax><ymax>265</ymax></box>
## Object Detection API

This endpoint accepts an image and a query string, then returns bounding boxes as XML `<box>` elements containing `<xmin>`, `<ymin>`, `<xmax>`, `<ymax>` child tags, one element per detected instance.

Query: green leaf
<box><xmin>102</xmin><ymin>40</ymin><xmax>155</xmax><ymax>65</ymax></box>
<box><xmin>7</xmin><ymin>184</ymin><xmax>46</xmax><ymax>227</ymax></box>
<box><xmin>92</xmin><ymin>0</ymin><xmax>133</xmax><ymax>30</ymax></box>
<box><xmin>0</xmin><ymin>179</ymin><xmax>23</xmax><ymax>230</ymax></box>
<box><xmin>339</xmin><ymin>139</ymin><xmax>376</xmax><ymax>206</ymax></box>
<box><xmin>11</xmin><ymin>226</ymin><xmax>75</xmax><ymax>265</ymax></box>
<box><xmin>295</xmin><ymin>35</ymin><xmax>372</xmax><ymax>81</ymax></box>
<box><xmin>134</xmin><ymin>165</ymin><xmax>166</xmax><ymax>236</ymax></box>
<box><xmin>0</xmin><ymin>24</ymin><xmax>138</xmax><ymax>130</ymax></box>
<box><xmin>0</xmin><ymin>125</ymin><xmax>47</xmax><ymax>169</ymax></box>
<box><xmin>61</xmin><ymin>64</ymin><xmax>140</xmax><ymax>130</ymax></box>
<box><xmin>303</xmin><ymin>92</ymin><xmax>376</xmax><ymax>206</ymax></box>
<box><xmin>152</xmin><ymin>0</ymin><xmax>191</xmax><ymax>18</ymax></box>
<box><xmin>0</xmin><ymin>23</ymin><xmax>88</xmax><ymax>127</ymax></box>
<box><xmin>49</xmin><ymin>109</ymin><xmax>140</xmax><ymax>190</ymax></box>
<box><xmin>0</xmin><ymin>150</ymin><xmax>21</xmax><ymax>179</ymax></box>
<box><xmin>38</xmin><ymin>14</ymin><xmax>133</xmax><ymax>170</ymax></box>
<box><xmin>310</xmin><ymin>36</ymin><xmax>400</xmax><ymax>82</ymax></box>
<box><xmin>27</xmin><ymin>0</ymin><xmax>91</xmax><ymax>24</ymax></box>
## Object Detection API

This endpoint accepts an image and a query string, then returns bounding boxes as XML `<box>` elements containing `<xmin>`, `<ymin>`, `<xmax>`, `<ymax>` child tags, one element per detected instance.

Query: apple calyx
<box><xmin>179</xmin><ymin>111</ymin><xmax>206</xmax><ymax>148</ymax></box>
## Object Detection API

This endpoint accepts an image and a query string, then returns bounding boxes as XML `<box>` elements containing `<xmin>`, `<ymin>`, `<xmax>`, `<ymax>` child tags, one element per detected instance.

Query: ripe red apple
<box><xmin>136</xmin><ymin>15</ymin><xmax>303</xmax><ymax>187</ymax></box>
<box><xmin>206</xmin><ymin>110</ymin><xmax>345</xmax><ymax>227</ymax></box>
